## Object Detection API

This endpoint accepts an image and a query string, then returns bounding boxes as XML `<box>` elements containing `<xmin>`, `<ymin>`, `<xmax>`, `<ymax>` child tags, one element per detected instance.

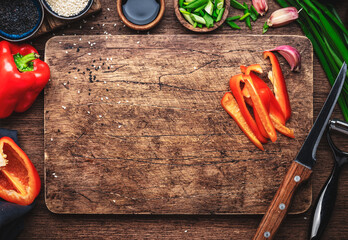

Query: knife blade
<box><xmin>253</xmin><ymin>62</ymin><xmax>347</xmax><ymax>240</ymax></box>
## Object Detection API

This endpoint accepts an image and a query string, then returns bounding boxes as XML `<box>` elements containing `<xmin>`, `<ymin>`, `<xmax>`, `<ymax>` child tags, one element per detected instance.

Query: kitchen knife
<box><xmin>253</xmin><ymin>62</ymin><xmax>347</xmax><ymax>240</ymax></box>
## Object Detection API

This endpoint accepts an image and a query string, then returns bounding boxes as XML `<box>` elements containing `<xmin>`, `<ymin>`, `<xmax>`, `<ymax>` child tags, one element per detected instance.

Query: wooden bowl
<box><xmin>173</xmin><ymin>0</ymin><xmax>229</xmax><ymax>32</ymax></box>
<box><xmin>116</xmin><ymin>0</ymin><xmax>166</xmax><ymax>31</ymax></box>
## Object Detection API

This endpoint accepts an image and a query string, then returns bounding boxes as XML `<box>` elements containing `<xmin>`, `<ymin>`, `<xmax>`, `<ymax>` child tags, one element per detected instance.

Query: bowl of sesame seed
<box><xmin>40</xmin><ymin>0</ymin><xmax>93</xmax><ymax>20</ymax></box>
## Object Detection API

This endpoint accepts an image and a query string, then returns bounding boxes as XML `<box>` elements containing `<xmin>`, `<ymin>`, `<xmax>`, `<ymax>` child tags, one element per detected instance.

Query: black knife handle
<box><xmin>309</xmin><ymin>161</ymin><xmax>341</xmax><ymax>240</ymax></box>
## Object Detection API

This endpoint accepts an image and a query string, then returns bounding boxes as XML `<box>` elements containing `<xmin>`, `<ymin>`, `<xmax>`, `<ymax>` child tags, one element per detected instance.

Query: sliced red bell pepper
<box><xmin>263</xmin><ymin>51</ymin><xmax>291</xmax><ymax>121</ymax></box>
<box><xmin>244</xmin><ymin>75</ymin><xmax>277</xmax><ymax>142</ymax></box>
<box><xmin>229</xmin><ymin>74</ymin><xmax>268</xmax><ymax>143</ymax></box>
<box><xmin>221</xmin><ymin>92</ymin><xmax>264</xmax><ymax>151</ymax></box>
<box><xmin>270</xmin><ymin>115</ymin><xmax>295</xmax><ymax>139</ymax></box>
<box><xmin>241</xmin><ymin>64</ymin><xmax>263</xmax><ymax>75</ymax></box>
<box><xmin>0</xmin><ymin>137</ymin><xmax>41</xmax><ymax>205</ymax></box>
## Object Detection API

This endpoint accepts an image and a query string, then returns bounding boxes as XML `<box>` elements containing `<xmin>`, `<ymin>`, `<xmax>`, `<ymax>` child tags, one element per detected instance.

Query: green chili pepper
<box><xmin>227</xmin><ymin>16</ymin><xmax>241</xmax><ymax>21</ymax></box>
<box><xmin>239</xmin><ymin>12</ymin><xmax>250</xmax><ymax>21</ymax></box>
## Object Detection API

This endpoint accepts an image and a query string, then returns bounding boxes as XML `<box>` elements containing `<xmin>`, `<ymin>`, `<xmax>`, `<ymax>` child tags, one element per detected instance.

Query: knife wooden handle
<box><xmin>253</xmin><ymin>161</ymin><xmax>313</xmax><ymax>240</ymax></box>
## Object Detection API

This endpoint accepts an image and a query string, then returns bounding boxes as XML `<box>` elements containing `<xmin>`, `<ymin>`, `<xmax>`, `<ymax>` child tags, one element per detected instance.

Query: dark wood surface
<box><xmin>44</xmin><ymin>35</ymin><xmax>312</xmax><ymax>215</ymax></box>
<box><xmin>0</xmin><ymin>0</ymin><xmax>347</xmax><ymax>239</ymax></box>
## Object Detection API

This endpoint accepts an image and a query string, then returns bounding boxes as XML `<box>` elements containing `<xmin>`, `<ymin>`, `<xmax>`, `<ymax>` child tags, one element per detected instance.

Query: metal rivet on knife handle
<box><xmin>279</xmin><ymin>203</ymin><xmax>286</xmax><ymax>210</ymax></box>
<box><xmin>294</xmin><ymin>176</ymin><xmax>301</xmax><ymax>182</ymax></box>
<box><xmin>264</xmin><ymin>232</ymin><xmax>271</xmax><ymax>238</ymax></box>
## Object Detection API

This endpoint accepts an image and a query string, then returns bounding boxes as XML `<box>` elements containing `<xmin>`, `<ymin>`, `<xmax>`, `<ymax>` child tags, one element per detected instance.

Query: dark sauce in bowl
<box><xmin>122</xmin><ymin>0</ymin><xmax>160</xmax><ymax>25</ymax></box>
<box><xmin>0</xmin><ymin>0</ymin><xmax>40</xmax><ymax>36</ymax></box>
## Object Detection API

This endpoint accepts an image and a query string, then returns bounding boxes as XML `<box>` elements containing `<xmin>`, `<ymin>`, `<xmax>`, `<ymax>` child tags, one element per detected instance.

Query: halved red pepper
<box><xmin>229</xmin><ymin>74</ymin><xmax>268</xmax><ymax>144</ymax></box>
<box><xmin>263</xmin><ymin>51</ymin><xmax>291</xmax><ymax>121</ymax></box>
<box><xmin>221</xmin><ymin>92</ymin><xmax>264</xmax><ymax>151</ymax></box>
<box><xmin>0</xmin><ymin>137</ymin><xmax>41</xmax><ymax>205</ymax></box>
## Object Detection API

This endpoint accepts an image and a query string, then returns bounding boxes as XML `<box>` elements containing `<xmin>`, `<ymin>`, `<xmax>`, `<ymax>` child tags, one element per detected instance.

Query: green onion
<box><xmin>204</xmin><ymin>0</ymin><xmax>214</xmax><ymax>15</ymax></box>
<box><xmin>262</xmin><ymin>21</ymin><xmax>269</xmax><ymax>34</ymax></box>
<box><xmin>190</xmin><ymin>13</ymin><xmax>206</xmax><ymax>24</ymax></box>
<box><xmin>216</xmin><ymin>7</ymin><xmax>225</xmax><ymax>22</ymax></box>
<box><xmin>203</xmin><ymin>12</ymin><xmax>214</xmax><ymax>27</ymax></box>
<box><xmin>194</xmin><ymin>3</ymin><xmax>207</xmax><ymax>12</ymax></box>
<box><xmin>227</xmin><ymin>16</ymin><xmax>241</xmax><ymax>21</ymax></box>
<box><xmin>226</xmin><ymin>21</ymin><xmax>241</xmax><ymax>29</ymax></box>
<box><xmin>216</xmin><ymin>0</ymin><xmax>224</xmax><ymax>10</ymax></box>
<box><xmin>249</xmin><ymin>5</ymin><xmax>259</xmax><ymax>21</ymax></box>
<box><xmin>274</xmin><ymin>0</ymin><xmax>348</xmax><ymax>121</ymax></box>
<box><xmin>243</xmin><ymin>3</ymin><xmax>252</xmax><ymax>30</ymax></box>
<box><xmin>186</xmin><ymin>0</ymin><xmax>209</xmax><ymax>9</ymax></box>
<box><xmin>179</xmin><ymin>0</ymin><xmax>184</xmax><ymax>8</ymax></box>
<box><xmin>230</xmin><ymin>0</ymin><xmax>247</xmax><ymax>10</ymax></box>
<box><xmin>239</xmin><ymin>12</ymin><xmax>250</xmax><ymax>21</ymax></box>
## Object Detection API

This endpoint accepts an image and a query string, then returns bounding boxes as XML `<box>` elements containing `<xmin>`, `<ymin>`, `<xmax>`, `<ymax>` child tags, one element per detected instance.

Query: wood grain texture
<box><xmin>0</xmin><ymin>0</ymin><xmax>345</xmax><ymax>239</ymax></box>
<box><xmin>34</xmin><ymin>0</ymin><xmax>102</xmax><ymax>37</ymax></box>
<box><xmin>253</xmin><ymin>162</ymin><xmax>312</xmax><ymax>240</ymax></box>
<box><xmin>44</xmin><ymin>34</ymin><xmax>313</xmax><ymax>214</ymax></box>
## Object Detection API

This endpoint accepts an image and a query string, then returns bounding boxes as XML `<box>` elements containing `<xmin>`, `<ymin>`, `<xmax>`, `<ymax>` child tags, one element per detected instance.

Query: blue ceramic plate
<box><xmin>0</xmin><ymin>0</ymin><xmax>44</xmax><ymax>42</ymax></box>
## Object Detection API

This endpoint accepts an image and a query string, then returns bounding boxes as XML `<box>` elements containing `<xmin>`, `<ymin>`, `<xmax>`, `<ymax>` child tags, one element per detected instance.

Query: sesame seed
<box><xmin>62</xmin><ymin>106</ymin><xmax>66</xmax><ymax>109</ymax></box>
<box><xmin>46</xmin><ymin>0</ymin><xmax>89</xmax><ymax>17</ymax></box>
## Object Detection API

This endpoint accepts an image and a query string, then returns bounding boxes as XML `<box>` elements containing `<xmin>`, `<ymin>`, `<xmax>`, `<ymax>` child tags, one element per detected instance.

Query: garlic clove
<box><xmin>267</xmin><ymin>7</ymin><xmax>299</xmax><ymax>27</ymax></box>
<box><xmin>252</xmin><ymin>0</ymin><xmax>268</xmax><ymax>16</ymax></box>
<box><xmin>269</xmin><ymin>45</ymin><xmax>301</xmax><ymax>71</ymax></box>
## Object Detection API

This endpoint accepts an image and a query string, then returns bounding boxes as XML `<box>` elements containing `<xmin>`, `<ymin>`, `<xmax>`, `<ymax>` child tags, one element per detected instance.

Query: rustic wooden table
<box><xmin>1</xmin><ymin>0</ymin><xmax>347</xmax><ymax>239</ymax></box>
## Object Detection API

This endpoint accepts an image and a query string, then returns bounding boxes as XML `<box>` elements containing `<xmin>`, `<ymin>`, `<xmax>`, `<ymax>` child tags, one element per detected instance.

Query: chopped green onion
<box><xmin>226</xmin><ymin>21</ymin><xmax>241</xmax><ymax>29</ymax></box>
<box><xmin>186</xmin><ymin>0</ymin><xmax>209</xmax><ymax>9</ymax></box>
<box><xmin>243</xmin><ymin>3</ymin><xmax>252</xmax><ymax>30</ymax></box>
<box><xmin>179</xmin><ymin>0</ymin><xmax>184</xmax><ymax>8</ymax></box>
<box><xmin>193</xmin><ymin>21</ymin><xmax>197</xmax><ymax>28</ymax></box>
<box><xmin>216</xmin><ymin>0</ymin><xmax>224</xmax><ymax>10</ymax></box>
<box><xmin>179</xmin><ymin>8</ymin><xmax>191</xmax><ymax>15</ymax></box>
<box><xmin>227</xmin><ymin>16</ymin><xmax>241</xmax><ymax>21</ymax></box>
<box><xmin>216</xmin><ymin>7</ymin><xmax>225</xmax><ymax>22</ymax></box>
<box><xmin>230</xmin><ymin>0</ymin><xmax>247</xmax><ymax>10</ymax></box>
<box><xmin>239</xmin><ymin>12</ymin><xmax>250</xmax><ymax>21</ymax></box>
<box><xmin>204</xmin><ymin>0</ymin><xmax>214</xmax><ymax>15</ymax></box>
<box><xmin>190</xmin><ymin>13</ymin><xmax>206</xmax><ymax>24</ymax></box>
<box><xmin>203</xmin><ymin>12</ymin><xmax>214</xmax><ymax>28</ymax></box>
<box><xmin>193</xmin><ymin>3</ymin><xmax>207</xmax><ymax>12</ymax></box>
<box><xmin>197</xmin><ymin>23</ymin><xmax>203</xmax><ymax>28</ymax></box>
<box><xmin>249</xmin><ymin>5</ymin><xmax>259</xmax><ymax>21</ymax></box>
<box><xmin>262</xmin><ymin>21</ymin><xmax>269</xmax><ymax>34</ymax></box>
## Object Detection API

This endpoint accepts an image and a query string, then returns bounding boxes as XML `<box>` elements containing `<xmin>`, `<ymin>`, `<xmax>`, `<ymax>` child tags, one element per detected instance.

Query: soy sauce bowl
<box><xmin>173</xmin><ymin>0</ymin><xmax>230</xmax><ymax>32</ymax></box>
<box><xmin>116</xmin><ymin>0</ymin><xmax>165</xmax><ymax>31</ymax></box>
<box><xmin>40</xmin><ymin>0</ymin><xmax>93</xmax><ymax>20</ymax></box>
<box><xmin>0</xmin><ymin>0</ymin><xmax>44</xmax><ymax>42</ymax></box>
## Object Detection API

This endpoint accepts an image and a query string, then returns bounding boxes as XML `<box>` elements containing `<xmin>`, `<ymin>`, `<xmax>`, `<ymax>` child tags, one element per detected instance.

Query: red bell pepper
<box><xmin>263</xmin><ymin>51</ymin><xmax>291</xmax><ymax>121</ymax></box>
<box><xmin>221</xmin><ymin>92</ymin><xmax>264</xmax><ymax>151</ymax></box>
<box><xmin>0</xmin><ymin>137</ymin><xmax>41</xmax><ymax>205</ymax></box>
<box><xmin>244</xmin><ymin>75</ymin><xmax>277</xmax><ymax>142</ymax></box>
<box><xmin>229</xmin><ymin>74</ymin><xmax>268</xmax><ymax>143</ymax></box>
<box><xmin>0</xmin><ymin>41</ymin><xmax>50</xmax><ymax>119</ymax></box>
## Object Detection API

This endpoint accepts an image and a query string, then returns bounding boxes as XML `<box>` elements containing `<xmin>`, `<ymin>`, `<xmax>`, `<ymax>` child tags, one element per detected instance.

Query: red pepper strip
<box><xmin>0</xmin><ymin>137</ymin><xmax>41</xmax><ymax>205</ymax></box>
<box><xmin>246</xmin><ymin>72</ymin><xmax>294</xmax><ymax>138</ymax></box>
<box><xmin>270</xmin><ymin>115</ymin><xmax>295</xmax><ymax>138</ymax></box>
<box><xmin>254</xmin><ymin>108</ymin><xmax>269</xmax><ymax>139</ymax></box>
<box><xmin>249</xmin><ymin>72</ymin><xmax>286</xmax><ymax>125</ymax></box>
<box><xmin>263</xmin><ymin>51</ymin><xmax>291</xmax><ymax>121</ymax></box>
<box><xmin>244</xmin><ymin>75</ymin><xmax>277</xmax><ymax>142</ymax></box>
<box><xmin>230</xmin><ymin>74</ymin><xmax>268</xmax><ymax>143</ymax></box>
<box><xmin>240</xmin><ymin>64</ymin><xmax>263</xmax><ymax>99</ymax></box>
<box><xmin>0</xmin><ymin>41</ymin><xmax>50</xmax><ymax>118</ymax></box>
<box><xmin>221</xmin><ymin>93</ymin><xmax>264</xmax><ymax>151</ymax></box>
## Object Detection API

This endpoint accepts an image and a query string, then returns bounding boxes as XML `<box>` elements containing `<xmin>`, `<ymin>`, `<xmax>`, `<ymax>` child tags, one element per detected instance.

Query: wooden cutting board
<box><xmin>44</xmin><ymin>35</ymin><xmax>313</xmax><ymax>214</ymax></box>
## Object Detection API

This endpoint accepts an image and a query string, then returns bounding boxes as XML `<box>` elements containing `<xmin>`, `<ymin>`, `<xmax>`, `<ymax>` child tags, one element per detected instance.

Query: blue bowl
<box><xmin>40</xmin><ymin>0</ymin><xmax>93</xmax><ymax>20</ymax></box>
<box><xmin>0</xmin><ymin>0</ymin><xmax>44</xmax><ymax>42</ymax></box>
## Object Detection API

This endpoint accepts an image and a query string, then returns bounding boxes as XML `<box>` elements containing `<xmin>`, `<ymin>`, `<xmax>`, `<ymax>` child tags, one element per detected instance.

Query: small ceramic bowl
<box><xmin>116</xmin><ymin>0</ymin><xmax>165</xmax><ymax>31</ymax></box>
<box><xmin>0</xmin><ymin>0</ymin><xmax>44</xmax><ymax>42</ymax></box>
<box><xmin>40</xmin><ymin>0</ymin><xmax>93</xmax><ymax>20</ymax></box>
<box><xmin>173</xmin><ymin>0</ymin><xmax>229</xmax><ymax>32</ymax></box>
